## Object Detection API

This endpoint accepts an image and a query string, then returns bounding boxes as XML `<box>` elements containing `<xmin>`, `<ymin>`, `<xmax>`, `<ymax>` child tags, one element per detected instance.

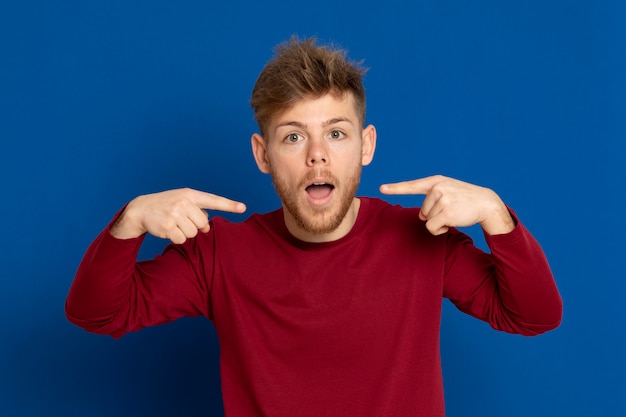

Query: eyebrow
<box><xmin>274</xmin><ymin>117</ymin><xmax>354</xmax><ymax>130</ymax></box>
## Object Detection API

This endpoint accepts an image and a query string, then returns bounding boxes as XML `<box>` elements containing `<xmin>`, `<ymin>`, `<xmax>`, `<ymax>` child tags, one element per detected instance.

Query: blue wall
<box><xmin>1</xmin><ymin>1</ymin><xmax>624</xmax><ymax>416</ymax></box>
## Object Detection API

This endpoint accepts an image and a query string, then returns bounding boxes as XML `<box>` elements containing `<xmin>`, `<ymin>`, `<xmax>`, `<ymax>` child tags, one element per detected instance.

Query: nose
<box><xmin>306</xmin><ymin>138</ymin><xmax>329</xmax><ymax>166</ymax></box>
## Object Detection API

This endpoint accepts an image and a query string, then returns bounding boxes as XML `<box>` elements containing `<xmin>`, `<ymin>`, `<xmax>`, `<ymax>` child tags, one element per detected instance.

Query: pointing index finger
<box><xmin>191</xmin><ymin>189</ymin><xmax>247</xmax><ymax>214</ymax></box>
<box><xmin>380</xmin><ymin>175</ymin><xmax>441</xmax><ymax>196</ymax></box>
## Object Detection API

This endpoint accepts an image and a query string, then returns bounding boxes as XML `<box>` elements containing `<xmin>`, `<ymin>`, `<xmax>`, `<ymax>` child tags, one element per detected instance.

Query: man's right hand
<box><xmin>110</xmin><ymin>188</ymin><xmax>247</xmax><ymax>244</ymax></box>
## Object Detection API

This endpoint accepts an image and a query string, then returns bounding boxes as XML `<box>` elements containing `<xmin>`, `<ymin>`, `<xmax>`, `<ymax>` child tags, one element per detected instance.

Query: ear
<box><xmin>251</xmin><ymin>133</ymin><xmax>271</xmax><ymax>174</ymax></box>
<box><xmin>360</xmin><ymin>124</ymin><xmax>377</xmax><ymax>166</ymax></box>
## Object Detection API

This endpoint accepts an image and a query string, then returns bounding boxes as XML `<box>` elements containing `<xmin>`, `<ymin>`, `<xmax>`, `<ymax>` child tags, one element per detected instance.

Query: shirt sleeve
<box><xmin>65</xmin><ymin>209</ymin><xmax>214</xmax><ymax>339</ymax></box>
<box><xmin>442</xmin><ymin>210</ymin><xmax>562</xmax><ymax>336</ymax></box>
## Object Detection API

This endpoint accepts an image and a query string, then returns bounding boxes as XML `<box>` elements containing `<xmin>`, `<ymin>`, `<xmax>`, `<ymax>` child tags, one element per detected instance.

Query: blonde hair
<box><xmin>250</xmin><ymin>37</ymin><xmax>368</xmax><ymax>136</ymax></box>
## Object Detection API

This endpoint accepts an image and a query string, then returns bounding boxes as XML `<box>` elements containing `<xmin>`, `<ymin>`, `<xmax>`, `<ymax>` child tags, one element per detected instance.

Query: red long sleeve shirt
<box><xmin>66</xmin><ymin>197</ymin><xmax>562</xmax><ymax>416</ymax></box>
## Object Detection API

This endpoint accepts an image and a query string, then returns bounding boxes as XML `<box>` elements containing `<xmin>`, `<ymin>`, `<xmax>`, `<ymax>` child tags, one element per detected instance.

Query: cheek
<box><xmin>268</xmin><ymin>145</ymin><xmax>302</xmax><ymax>166</ymax></box>
<box><xmin>342</xmin><ymin>149</ymin><xmax>366</xmax><ymax>169</ymax></box>
<box><xmin>269</xmin><ymin>159</ymin><xmax>301</xmax><ymax>185</ymax></box>
<box><xmin>271</xmin><ymin>157</ymin><xmax>297</xmax><ymax>174</ymax></box>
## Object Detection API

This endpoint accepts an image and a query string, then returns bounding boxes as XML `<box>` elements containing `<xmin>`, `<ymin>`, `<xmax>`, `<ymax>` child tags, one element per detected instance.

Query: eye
<box><xmin>284</xmin><ymin>133</ymin><xmax>303</xmax><ymax>144</ymax></box>
<box><xmin>329</xmin><ymin>130</ymin><xmax>345</xmax><ymax>140</ymax></box>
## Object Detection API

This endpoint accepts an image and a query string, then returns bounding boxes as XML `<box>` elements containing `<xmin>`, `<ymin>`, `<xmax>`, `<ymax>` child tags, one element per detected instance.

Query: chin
<box><xmin>299</xmin><ymin>213</ymin><xmax>344</xmax><ymax>235</ymax></box>
<box><xmin>291</xmin><ymin>196</ymin><xmax>355</xmax><ymax>235</ymax></box>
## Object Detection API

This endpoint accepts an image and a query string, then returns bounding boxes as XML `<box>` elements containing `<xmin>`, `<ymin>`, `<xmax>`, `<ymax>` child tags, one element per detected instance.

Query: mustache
<box><xmin>298</xmin><ymin>169</ymin><xmax>340</xmax><ymax>188</ymax></box>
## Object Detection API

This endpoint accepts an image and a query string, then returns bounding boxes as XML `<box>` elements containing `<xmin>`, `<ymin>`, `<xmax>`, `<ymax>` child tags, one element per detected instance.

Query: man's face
<box><xmin>252</xmin><ymin>92</ymin><xmax>376</xmax><ymax>242</ymax></box>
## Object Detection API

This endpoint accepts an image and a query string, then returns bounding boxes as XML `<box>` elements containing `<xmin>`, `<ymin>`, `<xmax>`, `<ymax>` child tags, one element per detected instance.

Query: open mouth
<box><xmin>305</xmin><ymin>182</ymin><xmax>335</xmax><ymax>204</ymax></box>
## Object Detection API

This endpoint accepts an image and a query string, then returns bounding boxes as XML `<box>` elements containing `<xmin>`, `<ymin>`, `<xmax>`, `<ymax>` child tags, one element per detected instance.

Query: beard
<box><xmin>270</xmin><ymin>165</ymin><xmax>362</xmax><ymax>236</ymax></box>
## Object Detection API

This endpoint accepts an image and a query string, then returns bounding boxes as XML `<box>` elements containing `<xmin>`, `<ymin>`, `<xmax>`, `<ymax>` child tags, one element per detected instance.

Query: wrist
<box><xmin>478</xmin><ymin>190</ymin><xmax>515</xmax><ymax>235</ymax></box>
<box><xmin>109</xmin><ymin>200</ymin><xmax>145</xmax><ymax>239</ymax></box>
<box><xmin>480</xmin><ymin>203</ymin><xmax>515</xmax><ymax>235</ymax></box>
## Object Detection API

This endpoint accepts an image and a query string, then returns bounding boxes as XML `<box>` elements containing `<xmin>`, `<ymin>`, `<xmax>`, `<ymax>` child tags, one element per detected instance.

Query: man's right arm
<box><xmin>65</xmin><ymin>188</ymin><xmax>246</xmax><ymax>338</ymax></box>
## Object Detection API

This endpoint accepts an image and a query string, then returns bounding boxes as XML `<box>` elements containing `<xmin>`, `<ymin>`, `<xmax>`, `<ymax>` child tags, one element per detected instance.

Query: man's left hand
<box><xmin>380</xmin><ymin>175</ymin><xmax>515</xmax><ymax>236</ymax></box>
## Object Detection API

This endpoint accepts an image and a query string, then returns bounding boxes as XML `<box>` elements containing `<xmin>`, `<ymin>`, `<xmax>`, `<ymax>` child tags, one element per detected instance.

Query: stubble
<box><xmin>271</xmin><ymin>166</ymin><xmax>362</xmax><ymax>236</ymax></box>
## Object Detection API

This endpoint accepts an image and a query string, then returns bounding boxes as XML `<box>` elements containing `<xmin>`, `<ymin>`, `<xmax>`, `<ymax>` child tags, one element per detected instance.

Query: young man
<box><xmin>66</xmin><ymin>38</ymin><xmax>562</xmax><ymax>416</ymax></box>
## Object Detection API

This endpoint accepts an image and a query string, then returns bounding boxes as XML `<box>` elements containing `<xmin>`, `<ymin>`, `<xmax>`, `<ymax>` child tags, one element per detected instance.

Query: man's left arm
<box><xmin>381</xmin><ymin>175</ymin><xmax>563</xmax><ymax>335</ymax></box>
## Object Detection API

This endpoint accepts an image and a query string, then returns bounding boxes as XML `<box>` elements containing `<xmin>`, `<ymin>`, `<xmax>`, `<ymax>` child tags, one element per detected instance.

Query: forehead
<box><xmin>269</xmin><ymin>92</ymin><xmax>359</xmax><ymax>130</ymax></box>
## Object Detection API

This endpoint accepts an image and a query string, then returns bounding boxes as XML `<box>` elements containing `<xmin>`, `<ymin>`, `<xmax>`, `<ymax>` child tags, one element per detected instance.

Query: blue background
<box><xmin>1</xmin><ymin>1</ymin><xmax>624</xmax><ymax>416</ymax></box>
